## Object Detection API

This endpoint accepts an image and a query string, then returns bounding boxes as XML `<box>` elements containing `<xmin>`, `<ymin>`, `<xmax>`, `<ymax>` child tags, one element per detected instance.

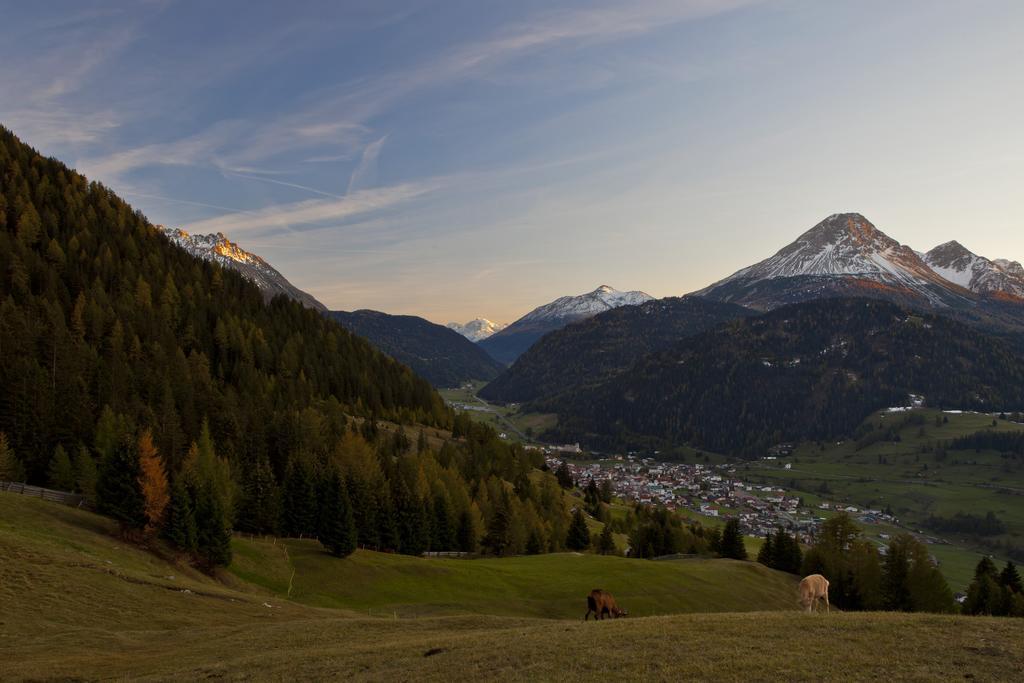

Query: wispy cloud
<box><xmin>297</xmin><ymin>0</ymin><xmax>760</xmax><ymax>125</ymax></box>
<box><xmin>184</xmin><ymin>181</ymin><xmax>439</xmax><ymax>237</ymax></box>
<box><xmin>347</xmin><ymin>135</ymin><xmax>388</xmax><ymax>193</ymax></box>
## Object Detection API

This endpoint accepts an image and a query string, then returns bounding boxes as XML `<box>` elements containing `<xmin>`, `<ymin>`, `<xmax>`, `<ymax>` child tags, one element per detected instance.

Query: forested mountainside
<box><xmin>480</xmin><ymin>296</ymin><xmax>753</xmax><ymax>404</ymax></box>
<box><xmin>0</xmin><ymin>126</ymin><xmax>602</xmax><ymax>570</ymax></box>
<box><xmin>328</xmin><ymin>310</ymin><xmax>504</xmax><ymax>387</ymax></box>
<box><xmin>0</xmin><ymin>125</ymin><xmax>447</xmax><ymax>482</ymax></box>
<box><xmin>544</xmin><ymin>299</ymin><xmax>1024</xmax><ymax>456</ymax></box>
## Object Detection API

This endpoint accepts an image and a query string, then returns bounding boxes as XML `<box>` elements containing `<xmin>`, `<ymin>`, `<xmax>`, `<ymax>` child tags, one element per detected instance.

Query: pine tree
<box><xmin>163</xmin><ymin>476</ymin><xmax>197</xmax><ymax>553</ymax></box>
<box><xmin>597</xmin><ymin>523</ymin><xmax>616</xmax><ymax>555</ymax></box>
<box><xmin>566</xmin><ymin>508</ymin><xmax>591</xmax><ymax>551</ymax></box>
<box><xmin>319</xmin><ymin>470</ymin><xmax>357</xmax><ymax>558</ymax></box>
<box><xmin>72</xmin><ymin>446</ymin><xmax>97</xmax><ymax>497</ymax></box>
<box><xmin>47</xmin><ymin>444</ymin><xmax>75</xmax><ymax>490</ymax></box>
<box><xmin>137</xmin><ymin>430</ymin><xmax>169</xmax><ymax>536</ymax></box>
<box><xmin>719</xmin><ymin>519</ymin><xmax>747</xmax><ymax>560</ymax></box>
<box><xmin>95</xmin><ymin>436</ymin><xmax>147</xmax><ymax>536</ymax></box>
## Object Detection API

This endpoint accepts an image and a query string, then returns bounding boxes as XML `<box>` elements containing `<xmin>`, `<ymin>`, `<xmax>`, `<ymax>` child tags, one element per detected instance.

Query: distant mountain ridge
<box><xmin>480</xmin><ymin>296</ymin><xmax>753</xmax><ymax>405</ymax></box>
<box><xmin>479</xmin><ymin>285</ymin><xmax>653</xmax><ymax>364</ymax></box>
<box><xmin>162</xmin><ymin>227</ymin><xmax>327</xmax><ymax>312</ymax></box>
<box><xmin>446</xmin><ymin>318</ymin><xmax>506</xmax><ymax>342</ymax></box>
<box><xmin>329</xmin><ymin>310</ymin><xmax>505</xmax><ymax>387</ymax></box>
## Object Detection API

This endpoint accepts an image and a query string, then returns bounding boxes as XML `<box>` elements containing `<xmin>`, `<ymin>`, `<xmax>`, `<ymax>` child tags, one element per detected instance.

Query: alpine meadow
<box><xmin>3</xmin><ymin>2</ymin><xmax>1024</xmax><ymax>681</ymax></box>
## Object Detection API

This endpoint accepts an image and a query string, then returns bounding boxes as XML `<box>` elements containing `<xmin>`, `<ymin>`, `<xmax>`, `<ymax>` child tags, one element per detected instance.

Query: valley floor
<box><xmin>3</xmin><ymin>493</ymin><xmax>1023</xmax><ymax>681</ymax></box>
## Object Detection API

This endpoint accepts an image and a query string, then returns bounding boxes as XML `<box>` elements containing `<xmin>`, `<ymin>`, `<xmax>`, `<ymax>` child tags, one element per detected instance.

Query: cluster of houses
<box><xmin>546</xmin><ymin>453</ymin><xmax>825</xmax><ymax>542</ymax></box>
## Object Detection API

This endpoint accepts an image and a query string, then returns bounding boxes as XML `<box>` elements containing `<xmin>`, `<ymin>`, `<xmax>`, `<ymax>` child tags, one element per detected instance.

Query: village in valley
<box><xmin>541</xmin><ymin>448</ymin><xmax>898</xmax><ymax>546</ymax></box>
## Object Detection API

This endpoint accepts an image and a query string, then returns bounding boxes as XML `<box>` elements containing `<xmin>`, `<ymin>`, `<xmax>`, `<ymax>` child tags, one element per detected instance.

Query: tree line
<box><xmin>800</xmin><ymin>513</ymin><xmax>954</xmax><ymax>613</ymax></box>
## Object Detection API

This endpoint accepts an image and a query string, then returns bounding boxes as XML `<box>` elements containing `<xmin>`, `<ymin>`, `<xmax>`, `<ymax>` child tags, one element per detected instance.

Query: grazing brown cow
<box><xmin>798</xmin><ymin>574</ymin><xmax>830</xmax><ymax>613</ymax></box>
<box><xmin>585</xmin><ymin>589</ymin><xmax>627</xmax><ymax>620</ymax></box>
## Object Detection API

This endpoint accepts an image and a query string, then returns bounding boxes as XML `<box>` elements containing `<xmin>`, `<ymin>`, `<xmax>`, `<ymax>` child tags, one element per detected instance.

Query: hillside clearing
<box><xmin>3</xmin><ymin>492</ymin><xmax>1024</xmax><ymax>681</ymax></box>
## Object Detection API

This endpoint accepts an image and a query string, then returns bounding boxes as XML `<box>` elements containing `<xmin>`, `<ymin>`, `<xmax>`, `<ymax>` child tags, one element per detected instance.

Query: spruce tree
<box><xmin>95</xmin><ymin>436</ymin><xmax>147</xmax><ymax>535</ymax></box>
<box><xmin>456</xmin><ymin>509</ymin><xmax>477</xmax><ymax>553</ymax></box>
<box><xmin>555</xmin><ymin>462</ymin><xmax>574</xmax><ymax>489</ymax></box>
<box><xmin>719</xmin><ymin>519</ymin><xmax>747</xmax><ymax>560</ymax></box>
<box><xmin>163</xmin><ymin>476</ymin><xmax>197</xmax><ymax>552</ymax></box>
<box><xmin>566</xmin><ymin>508</ymin><xmax>591</xmax><ymax>551</ymax></box>
<box><xmin>376</xmin><ymin>484</ymin><xmax>399</xmax><ymax>552</ymax></box>
<box><xmin>320</xmin><ymin>470</ymin><xmax>357</xmax><ymax>558</ymax></box>
<box><xmin>771</xmin><ymin>527</ymin><xmax>803</xmax><ymax>574</ymax></box>
<box><xmin>483</xmin><ymin>497</ymin><xmax>512</xmax><ymax>556</ymax></box>
<box><xmin>597</xmin><ymin>523</ymin><xmax>616</xmax><ymax>555</ymax></box>
<box><xmin>432</xmin><ymin>494</ymin><xmax>454</xmax><ymax>551</ymax></box>
<box><xmin>194</xmin><ymin>480</ymin><xmax>232</xmax><ymax>569</ymax></box>
<box><xmin>999</xmin><ymin>561</ymin><xmax>1022</xmax><ymax>594</ymax></box>
<box><xmin>525</xmin><ymin>529</ymin><xmax>544</xmax><ymax>555</ymax></box>
<box><xmin>964</xmin><ymin>557</ymin><xmax>1002</xmax><ymax>615</ymax></box>
<box><xmin>72</xmin><ymin>445</ymin><xmax>97</xmax><ymax>498</ymax></box>
<box><xmin>281</xmin><ymin>459</ymin><xmax>316</xmax><ymax>538</ymax></box>
<box><xmin>236</xmin><ymin>453</ymin><xmax>279</xmax><ymax>535</ymax></box>
<box><xmin>757</xmin><ymin>531</ymin><xmax>775</xmax><ymax>567</ymax></box>
<box><xmin>0</xmin><ymin>433</ymin><xmax>25</xmax><ymax>482</ymax></box>
<box><xmin>47</xmin><ymin>445</ymin><xmax>75</xmax><ymax>490</ymax></box>
<box><xmin>346</xmin><ymin>474</ymin><xmax>380</xmax><ymax>549</ymax></box>
<box><xmin>882</xmin><ymin>536</ymin><xmax>912</xmax><ymax>611</ymax></box>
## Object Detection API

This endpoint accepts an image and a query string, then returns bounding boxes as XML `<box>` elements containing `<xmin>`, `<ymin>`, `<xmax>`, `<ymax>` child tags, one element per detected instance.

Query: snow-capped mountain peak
<box><xmin>478</xmin><ymin>285</ymin><xmax>653</xmax><ymax>364</ymax></box>
<box><xmin>446</xmin><ymin>318</ymin><xmax>506</xmax><ymax>342</ymax></box>
<box><xmin>925</xmin><ymin>241</ymin><xmax>1024</xmax><ymax>299</ymax></box>
<box><xmin>521</xmin><ymin>285</ymin><xmax>654</xmax><ymax>323</ymax></box>
<box><xmin>161</xmin><ymin>227</ymin><xmax>326</xmax><ymax>312</ymax></box>
<box><xmin>731</xmin><ymin>213</ymin><xmax>940</xmax><ymax>282</ymax></box>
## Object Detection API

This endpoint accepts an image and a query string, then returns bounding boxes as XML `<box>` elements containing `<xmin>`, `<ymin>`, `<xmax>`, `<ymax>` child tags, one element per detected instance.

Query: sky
<box><xmin>2</xmin><ymin>0</ymin><xmax>1022</xmax><ymax>324</ymax></box>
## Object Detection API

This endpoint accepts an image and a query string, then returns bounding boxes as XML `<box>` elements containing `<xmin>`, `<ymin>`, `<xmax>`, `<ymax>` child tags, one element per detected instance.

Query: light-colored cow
<box><xmin>798</xmin><ymin>574</ymin><xmax>830</xmax><ymax>613</ymax></box>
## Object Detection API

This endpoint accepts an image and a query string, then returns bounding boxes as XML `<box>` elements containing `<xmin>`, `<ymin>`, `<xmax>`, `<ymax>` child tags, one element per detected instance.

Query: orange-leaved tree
<box><xmin>138</xmin><ymin>429</ymin><xmax>169</xmax><ymax>536</ymax></box>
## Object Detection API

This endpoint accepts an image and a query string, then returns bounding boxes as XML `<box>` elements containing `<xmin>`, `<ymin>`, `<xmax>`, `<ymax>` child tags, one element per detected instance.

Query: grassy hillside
<box><xmin>230</xmin><ymin>537</ymin><xmax>796</xmax><ymax>618</ymax></box>
<box><xmin>5</xmin><ymin>492</ymin><xmax>1024</xmax><ymax>681</ymax></box>
<box><xmin>741</xmin><ymin>408</ymin><xmax>1024</xmax><ymax>589</ymax></box>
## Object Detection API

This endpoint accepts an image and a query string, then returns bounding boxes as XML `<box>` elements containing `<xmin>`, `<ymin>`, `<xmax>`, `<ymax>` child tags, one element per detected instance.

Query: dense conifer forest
<box><xmin>0</xmin><ymin>127</ymin><xmax>583</xmax><ymax>567</ymax></box>
<box><xmin>545</xmin><ymin>299</ymin><xmax>1024</xmax><ymax>456</ymax></box>
<box><xmin>480</xmin><ymin>296</ymin><xmax>752</xmax><ymax>404</ymax></box>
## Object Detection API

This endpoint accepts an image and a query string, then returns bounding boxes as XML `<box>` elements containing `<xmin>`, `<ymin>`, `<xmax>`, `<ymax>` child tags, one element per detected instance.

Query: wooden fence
<box><xmin>0</xmin><ymin>481</ymin><xmax>93</xmax><ymax>510</ymax></box>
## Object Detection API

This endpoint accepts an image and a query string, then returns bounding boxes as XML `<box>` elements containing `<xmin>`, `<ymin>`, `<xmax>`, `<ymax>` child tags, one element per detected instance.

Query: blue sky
<box><xmin>2</xmin><ymin>1</ymin><xmax>1022</xmax><ymax>323</ymax></box>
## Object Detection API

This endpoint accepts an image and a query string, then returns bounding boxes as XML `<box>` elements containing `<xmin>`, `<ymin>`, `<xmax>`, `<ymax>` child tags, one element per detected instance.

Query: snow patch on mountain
<box><xmin>161</xmin><ymin>227</ymin><xmax>327</xmax><ymax>312</ymax></box>
<box><xmin>925</xmin><ymin>241</ymin><xmax>1024</xmax><ymax>298</ymax></box>
<box><xmin>516</xmin><ymin>285</ymin><xmax>654</xmax><ymax>324</ymax></box>
<box><xmin>698</xmin><ymin>213</ymin><xmax>972</xmax><ymax>308</ymax></box>
<box><xmin>446</xmin><ymin>318</ymin><xmax>506</xmax><ymax>342</ymax></box>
